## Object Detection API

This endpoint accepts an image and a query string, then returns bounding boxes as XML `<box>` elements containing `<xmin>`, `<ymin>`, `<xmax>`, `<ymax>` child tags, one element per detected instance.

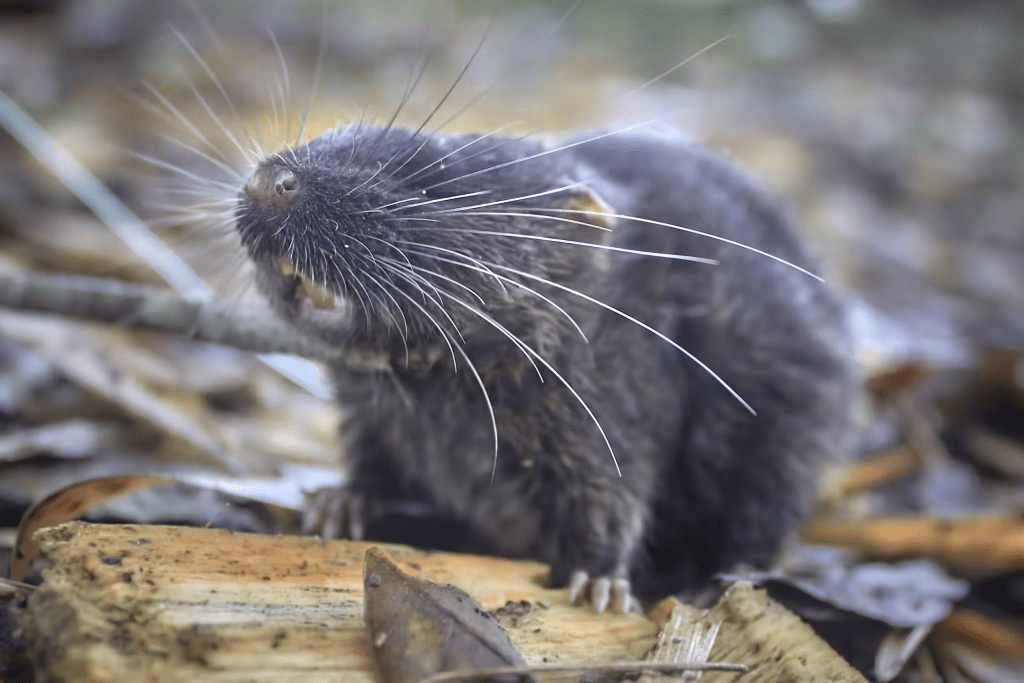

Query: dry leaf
<box><xmin>0</xmin><ymin>313</ymin><xmax>244</xmax><ymax>473</ymax></box>
<box><xmin>934</xmin><ymin>608</ymin><xmax>1024</xmax><ymax>663</ymax></box>
<box><xmin>820</xmin><ymin>445</ymin><xmax>921</xmax><ymax>503</ymax></box>
<box><xmin>802</xmin><ymin>516</ymin><xmax>1024</xmax><ymax>579</ymax></box>
<box><xmin>10</xmin><ymin>474</ymin><xmax>175</xmax><ymax>582</ymax></box>
<box><xmin>875</xmin><ymin>623</ymin><xmax>932</xmax><ymax>682</ymax></box>
<box><xmin>362</xmin><ymin>546</ymin><xmax>536</xmax><ymax>683</ymax></box>
<box><xmin>0</xmin><ymin>419</ymin><xmax>118</xmax><ymax>463</ymax></box>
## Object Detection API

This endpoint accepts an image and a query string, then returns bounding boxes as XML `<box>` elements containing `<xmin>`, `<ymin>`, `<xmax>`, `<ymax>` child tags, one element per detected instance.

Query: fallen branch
<box><xmin>0</xmin><ymin>269</ymin><xmax>390</xmax><ymax>372</ymax></box>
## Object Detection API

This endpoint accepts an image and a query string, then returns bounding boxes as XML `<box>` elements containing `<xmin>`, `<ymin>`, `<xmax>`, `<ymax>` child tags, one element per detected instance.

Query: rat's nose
<box><xmin>243</xmin><ymin>165</ymin><xmax>301</xmax><ymax>208</ymax></box>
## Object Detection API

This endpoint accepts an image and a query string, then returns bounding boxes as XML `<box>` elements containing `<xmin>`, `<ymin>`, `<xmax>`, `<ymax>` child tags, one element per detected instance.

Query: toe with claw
<box><xmin>301</xmin><ymin>486</ymin><xmax>365</xmax><ymax>540</ymax></box>
<box><xmin>567</xmin><ymin>570</ymin><xmax>642</xmax><ymax>614</ymax></box>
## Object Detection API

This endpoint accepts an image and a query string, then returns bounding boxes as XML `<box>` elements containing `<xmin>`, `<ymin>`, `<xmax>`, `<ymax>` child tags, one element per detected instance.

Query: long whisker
<box><xmin>398</xmin><ymin>242</ymin><xmax>587</xmax><ymax>342</ymax></box>
<box><xmin>154</xmin><ymin>133</ymin><xmax>246</xmax><ymax>183</ymax></box>
<box><xmin>380</xmin><ymin>254</ymin><xmax>448</xmax><ymax>311</ymax></box>
<box><xmin>378</xmin><ymin>260</ymin><xmax>466</xmax><ymax>346</ymax></box>
<box><xmin>404</xmin><ymin>129</ymin><xmax>536</xmax><ymax>185</ymax></box>
<box><xmin>338</xmin><ymin>110</ymin><xmax>368</xmax><ymax>177</ymax></box>
<box><xmin>436</xmin><ymin>208</ymin><xmax>824</xmax><ymax>281</ymax></box>
<box><xmin>392</xmin><ymin>262</ymin><xmax>541</xmax><ymax>380</ymax></box>
<box><xmin>415</xmin><ymin>245</ymin><xmax>756</xmax><ymax>415</ymax></box>
<box><xmin>139</xmin><ymin>82</ymin><xmax>236</xmax><ymax>169</ymax></box>
<box><xmin>420</xmin><ymin>311</ymin><xmax>499</xmax><ymax>479</ymax></box>
<box><xmin>398</xmin><ymin>123</ymin><xmax>516</xmax><ymax>185</ymax></box>
<box><xmin>359</xmin><ymin>189</ymin><xmax>492</xmax><ymax>214</ymax></box>
<box><xmin>152</xmin><ymin>187</ymin><xmax>238</xmax><ymax>202</ymax></box>
<box><xmin>387</xmin><ymin>269</ymin><xmax>459</xmax><ymax>368</ymax></box>
<box><xmin>397</xmin><ymin>182</ymin><xmax>582</xmax><ymax>213</ymax></box>
<box><xmin>179</xmin><ymin>72</ymin><xmax>255</xmax><ymax>166</ymax></box>
<box><xmin>362</xmin><ymin>26</ymin><xmax>495</xmax><ymax>194</ymax></box>
<box><xmin>420</xmin><ymin>27</ymin><xmax>492</xmax><ymax>138</ymax></box>
<box><xmin>429</xmin><ymin>0</ymin><xmax>583</xmax><ymax>134</ymax></box>
<box><xmin>127</xmin><ymin>149</ymin><xmax>240</xmax><ymax>193</ymax></box>
<box><xmin>146</xmin><ymin>201</ymin><xmax>235</xmax><ymax>219</ymax></box>
<box><xmin>413</xmin><ymin>23</ymin><xmax>724</xmax><ymax>192</ymax></box>
<box><xmin>334</xmin><ymin>254</ymin><xmax>378</xmax><ymax>330</ymax></box>
<box><xmin>418</xmin><ymin>120</ymin><xmax>660</xmax><ymax>193</ymax></box>
<box><xmin>622</xmin><ymin>35</ymin><xmax>730</xmax><ymax>99</ymax></box>
<box><xmin>171</xmin><ymin>26</ymin><xmax>239</xmax><ymax>117</ymax></box>
<box><xmin>388</xmin><ymin>237</ymin><xmax>508</xmax><ymax>297</ymax></box>
<box><xmin>390</xmin><ymin>256</ymin><xmax>485</xmax><ymax>307</ymax></box>
<box><xmin>340</xmin><ymin>161</ymin><xmax>389</xmax><ymax>202</ymax></box>
<box><xmin>294</xmin><ymin>4</ymin><xmax>327</xmax><ymax>148</ymax></box>
<box><xmin>262</xmin><ymin>29</ymin><xmax>291</xmax><ymax>143</ymax></box>
<box><xmin>352</xmin><ymin>49</ymin><xmax>432</xmax><ymax>180</ymax></box>
<box><xmin>374</xmin><ymin>233</ymin><xmax>505</xmax><ymax>321</ymax></box>
<box><xmin>387</xmin><ymin>274</ymin><xmax>544</xmax><ymax>481</ymax></box>
<box><xmin>407</xmin><ymin>221</ymin><xmax>719</xmax><ymax>264</ymax></box>
<box><xmin>436</xmin><ymin>288</ymin><xmax>620</xmax><ymax>478</ymax></box>
<box><xmin>358</xmin><ymin>262</ymin><xmax>411</xmax><ymax>344</ymax></box>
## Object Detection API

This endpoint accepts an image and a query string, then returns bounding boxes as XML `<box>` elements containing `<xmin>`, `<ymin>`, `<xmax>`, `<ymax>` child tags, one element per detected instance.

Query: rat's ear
<box><xmin>556</xmin><ymin>186</ymin><xmax>617</xmax><ymax>246</ymax></box>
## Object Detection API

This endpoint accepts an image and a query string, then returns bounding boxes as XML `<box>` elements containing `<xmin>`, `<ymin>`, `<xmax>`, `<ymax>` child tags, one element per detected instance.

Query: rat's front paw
<box><xmin>567</xmin><ymin>570</ymin><xmax>642</xmax><ymax>615</ymax></box>
<box><xmin>301</xmin><ymin>486</ymin><xmax>365</xmax><ymax>540</ymax></box>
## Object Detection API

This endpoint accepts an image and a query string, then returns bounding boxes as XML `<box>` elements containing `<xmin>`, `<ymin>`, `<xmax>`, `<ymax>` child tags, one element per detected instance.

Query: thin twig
<box><xmin>421</xmin><ymin>660</ymin><xmax>750</xmax><ymax>683</ymax></box>
<box><xmin>0</xmin><ymin>89</ymin><xmax>331</xmax><ymax>397</ymax></box>
<box><xmin>0</xmin><ymin>270</ymin><xmax>390</xmax><ymax>373</ymax></box>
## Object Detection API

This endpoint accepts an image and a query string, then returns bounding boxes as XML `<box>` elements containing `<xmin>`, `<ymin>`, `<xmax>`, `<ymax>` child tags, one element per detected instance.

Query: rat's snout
<box><xmin>243</xmin><ymin>164</ymin><xmax>301</xmax><ymax>209</ymax></box>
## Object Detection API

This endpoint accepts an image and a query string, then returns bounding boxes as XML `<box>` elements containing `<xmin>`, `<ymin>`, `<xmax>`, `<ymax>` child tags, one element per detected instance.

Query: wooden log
<box><xmin>15</xmin><ymin>523</ymin><xmax>658</xmax><ymax>682</ymax></box>
<box><xmin>15</xmin><ymin>522</ymin><xmax>867</xmax><ymax>682</ymax></box>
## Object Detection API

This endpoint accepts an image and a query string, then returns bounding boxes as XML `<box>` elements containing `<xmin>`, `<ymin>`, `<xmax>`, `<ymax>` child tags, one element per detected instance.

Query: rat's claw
<box><xmin>590</xmin><ymin>577</ymin><xmax>612</xmax><ymax>613</ymax></box>
<box><xmin>611</xmin><ymin>578</ymin><xmax>642</xmax><ymax>615</ymax></box>
<box><xmin>302</xmin><ymin>487</ymin><xmax>364</xmax><ymax>540</ymax></box>
<box><xmin>568</xmin><ymin>571</ymin><xmax>640</xmax><ymax>614</ymax></box>
<box><xmin>568</xmin><ymin>570</ymin><xmax>590</xmax><ymax>606</ymax></box>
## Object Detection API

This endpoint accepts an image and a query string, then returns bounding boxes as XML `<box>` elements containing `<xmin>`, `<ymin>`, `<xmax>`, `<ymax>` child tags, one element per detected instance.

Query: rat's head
<box><xmin>234</xmin><ymin>124</ymin><xmax>615</xmax><ymax>357</ymax></box>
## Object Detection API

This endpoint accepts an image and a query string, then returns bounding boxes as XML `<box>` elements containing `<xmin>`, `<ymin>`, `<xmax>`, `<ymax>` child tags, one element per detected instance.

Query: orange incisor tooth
<box><xmin>277</xmin><ymin>257</ymin><xmax>335</xmax><ymax>309</ymax></box>
<box><xmin>302</xmin><ymin>277</ymin><xmax>336</xmax><ymax>310</ymax></box>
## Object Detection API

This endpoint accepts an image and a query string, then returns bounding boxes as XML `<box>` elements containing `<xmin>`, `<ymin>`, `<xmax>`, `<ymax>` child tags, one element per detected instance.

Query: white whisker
<box><xmin>409</xmin><ymin>217</ymin><xmax>719</xmax><ymax>265</ymax></box>
<box><xmin>399</xmin><ymin>123</ymin><xmax>517</xmax><ymax>184</ymax></box>
<box><xmin>398</xmin><ymin>242</ymin><xmax>589</xmax><ymax>342</ymax></box>
<box><xmin>438</xmin><ymin>289</ymin><xmax>620</xmax><ymax>478</ymax></box>
<box><xmin>419</xmin><ymin>120</ymin><xmax>661</xmax><ymax>193</ymax></box>
<box><xmin>622</xmin><ymin>35</ymin><xmax>730</xmax><ymax>99</ymax></box>
<box><xmin>441</xmin><ymin>208</ymin><xmax>824</xmax><ymax>281</ymax></box>
<box><xmin>358</xmin><ymin>189</ymin><xmax>492</xmax><ymax>215</ymax></box>
<box><xmin>400</xmin><ymin>183</ymin><xmax>582</xmax><ymax>214</ymax></box>
<box><xmin>294</xmin><ymin>5</ymin><xmax>327</xmax><ymax>148</ymax></box>
<box><xmin>154</xmin><ymin>133</ymin><xmax>246</xmax><ymax>183</ymax></box>
<box><xmin>140</xmin><ymin>82</ymin><xmax>236</xmax><ymax>169</ymax></box>
<box><xmin>415</xmin><ymin>246</ymin><xmax>756</xmax><ymax>416</ymax></box>
<box><xmin>127</xmin><ymin>150</ymin><xmax>239</xmax><ymax>193</ymax></box>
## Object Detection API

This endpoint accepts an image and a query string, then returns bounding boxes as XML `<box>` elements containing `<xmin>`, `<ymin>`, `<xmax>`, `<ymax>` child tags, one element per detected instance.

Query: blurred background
<box><xmin>4</xmin><ymin>0</ymin><xmax>1024</xmax><ymax>362</ymax></box>
<box><xmin>1</xmin><ymin>1</ymin><xmax>1023</xmax><ymax>679</ymax></box>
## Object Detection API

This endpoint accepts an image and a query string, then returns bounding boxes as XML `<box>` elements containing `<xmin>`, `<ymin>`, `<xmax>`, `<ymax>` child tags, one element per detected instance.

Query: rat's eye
<box><xmin>275</xmin><ymin>171</ymin><xmax>298</xmax><ymax>194</ymax></box>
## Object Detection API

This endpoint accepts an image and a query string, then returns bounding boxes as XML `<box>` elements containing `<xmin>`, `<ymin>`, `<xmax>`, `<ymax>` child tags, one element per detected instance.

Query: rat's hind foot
<box><xmin>301</xmin><ymin>486</ymin><xmax>365</xmax><ymax>540</ymax></box>
<box><xmin>567</xmin><ymin>570</ymin><xmax>642</xmax><ymax>615</ymax></box>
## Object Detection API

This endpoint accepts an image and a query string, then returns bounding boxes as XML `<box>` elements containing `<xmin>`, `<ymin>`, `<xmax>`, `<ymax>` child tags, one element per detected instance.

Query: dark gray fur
<box><xmin>235</xmin><ymin>125</ymin><xmax>857</xmax><ymax>603</ymax></box>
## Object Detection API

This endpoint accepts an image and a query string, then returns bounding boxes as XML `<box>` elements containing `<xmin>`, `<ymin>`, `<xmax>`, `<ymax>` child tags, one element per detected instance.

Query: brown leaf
<box><xmin>362</xmin><ymin>546</ymin><xmax>536</xmax><ymax>683</ymax></box>
<box><xmin>934</xmin><ymin>608</ymin><xmax>1024</xmax><ymax>663</ymax></box>
<box><xmin>802</xmin><ymin>516</ymin><xmax>1024</xmax><ymax>579</ymax></box>
<box><xmin>10</xmin><ymin>474</ymin><xmax>175</xmax><ymax>582</ymax></box>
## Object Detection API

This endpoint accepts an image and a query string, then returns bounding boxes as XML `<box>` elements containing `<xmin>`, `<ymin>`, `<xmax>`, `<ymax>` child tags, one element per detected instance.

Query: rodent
<box><xmin>235</xmin><ymin>123</ymin><xmax>857</xmax><ymax>613</ymax></box>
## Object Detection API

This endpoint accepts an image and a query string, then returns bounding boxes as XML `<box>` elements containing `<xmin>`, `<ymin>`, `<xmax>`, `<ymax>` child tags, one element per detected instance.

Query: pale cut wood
<box><xmin>17</xmin><ymin>522</ymin><xmax>867</xmax><ymax>683</ymax></box>
<box><xmin>16</xmin><ymin>523</ymin><xmax>659</xmax><ymax>682</ymax></box>
<box><xmin>647</xmin><ymin>590</ymin><xmax>868</xmax><ymax>683</ymax></box>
